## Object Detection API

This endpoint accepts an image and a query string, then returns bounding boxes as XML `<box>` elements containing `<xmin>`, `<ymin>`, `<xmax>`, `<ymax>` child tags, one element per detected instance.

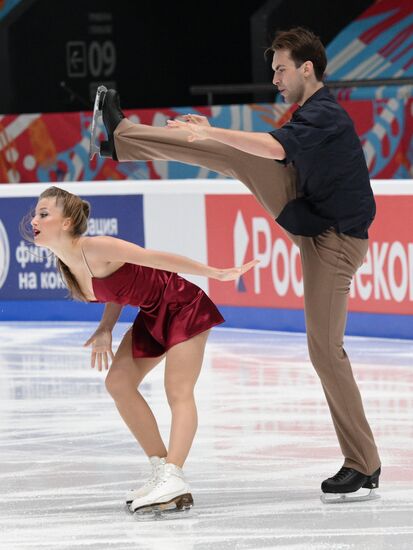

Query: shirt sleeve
<box><xmin>269</xmin><ymin>110</ymin><xmax>338</xmax><ymax>164</ymax></box>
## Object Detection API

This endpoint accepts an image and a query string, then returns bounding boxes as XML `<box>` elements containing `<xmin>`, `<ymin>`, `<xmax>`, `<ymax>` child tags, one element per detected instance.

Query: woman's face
<box><xmin>31</xmin><ymin>197</ymin><xmax>70</xmax><ymax>247</ymax></box>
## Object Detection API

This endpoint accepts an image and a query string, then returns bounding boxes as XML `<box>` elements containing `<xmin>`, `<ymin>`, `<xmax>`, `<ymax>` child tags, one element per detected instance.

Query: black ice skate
<box><xmin>89</xmin><ymin>85</ymin><xmax>124</xmax><ymax>161</ymax></box>
<box><xmin>320</xmin><ymin>466</ymin><xmax>381</xmax><ymax>504</ymax></box>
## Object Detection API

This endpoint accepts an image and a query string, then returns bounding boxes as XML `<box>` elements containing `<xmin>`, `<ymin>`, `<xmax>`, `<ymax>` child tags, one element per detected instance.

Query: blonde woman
<box><xmin>28</xmin><ymin>185</ymin><xmax>256</xmax><ymax>514</ymax></box>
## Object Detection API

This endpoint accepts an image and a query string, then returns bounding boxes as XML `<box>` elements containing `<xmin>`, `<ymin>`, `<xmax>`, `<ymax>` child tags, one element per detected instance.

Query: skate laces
<box><xmin>142</xmin><ymin>458</ymin><xmax>165</xmax><ymax>488</ymax></box>
<box><xmin>331</xmin><ymin>467</ymin><xmax>351</xmax><ymax>481</ymax></box>
<box><xmin>155</xmin><ymin>463</ymin><xmax>183</xmax><ymax>487</ymax></box>
<box><xmin>152</xmin><ymin>458</ymin><xmax>166</xmax><ymax>481</ymax></box>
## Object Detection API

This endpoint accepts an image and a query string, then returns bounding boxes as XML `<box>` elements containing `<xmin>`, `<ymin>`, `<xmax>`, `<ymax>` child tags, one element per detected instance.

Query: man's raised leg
<box><xmin>114</xmin><ymin>118</ymin><xmax>298</xmax><ymax>226</ymax></box>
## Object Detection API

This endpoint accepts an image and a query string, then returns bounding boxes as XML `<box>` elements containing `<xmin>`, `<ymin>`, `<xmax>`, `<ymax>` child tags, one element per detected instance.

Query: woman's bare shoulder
<box><xmin>81</xmin><ymin>235</ymin><xmax>119</xmax><ymax>251</ymax></box>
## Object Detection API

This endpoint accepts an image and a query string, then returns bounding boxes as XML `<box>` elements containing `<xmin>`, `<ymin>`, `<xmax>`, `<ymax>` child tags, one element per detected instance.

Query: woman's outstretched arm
<box><xmin>84</xmin><ymin>236</ymin><xmax>258</xmax><ymax>281</ymax></box>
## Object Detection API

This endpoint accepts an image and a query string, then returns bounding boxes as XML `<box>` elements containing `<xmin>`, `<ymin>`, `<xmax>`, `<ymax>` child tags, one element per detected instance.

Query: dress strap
<box><xmin>80</xmin><ymin>246</ymin><xmax>94</xmax><ymax>278</ymax></box>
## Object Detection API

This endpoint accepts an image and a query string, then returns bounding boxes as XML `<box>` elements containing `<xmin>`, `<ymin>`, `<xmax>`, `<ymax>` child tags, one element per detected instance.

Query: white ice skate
<box><xmin>125</xmin><ymin>456</ymin><xmax>166</xmax><ymax>508</ymax></box>
<box><xmin>130</xmin><ymin>462</ymin><xmax>193</xmax><ymax>519</ymax></box>
<box><xmin>89</xmin><ymin>85</ymin><xmax>107</xmax><ymax>160</ymax></box>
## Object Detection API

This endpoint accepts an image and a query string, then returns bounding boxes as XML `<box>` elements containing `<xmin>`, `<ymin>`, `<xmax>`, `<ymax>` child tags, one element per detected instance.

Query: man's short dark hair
<box><xmin>270</xmin><ymin>27</ymin><xmax>327</xmax><ymax>81</ymax></box>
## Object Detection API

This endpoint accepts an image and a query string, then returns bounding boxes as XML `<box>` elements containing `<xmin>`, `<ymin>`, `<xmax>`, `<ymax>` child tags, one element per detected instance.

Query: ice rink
<box><xmin>0</xmin><ymin>321</ymin><xmax>412</xmax><ymax>550</ymax></box>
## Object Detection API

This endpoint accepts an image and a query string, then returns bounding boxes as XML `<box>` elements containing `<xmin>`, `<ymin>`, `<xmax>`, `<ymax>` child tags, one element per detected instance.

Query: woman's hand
<box><xmin>83</xmin><ymin>327</ymin><xmax>114</xmax><ymax>371</ymax></box>
<box><xmin>166</xmin><ymin>114</ymin><xmax>211</xmax><ymax>141</ymax></box>
<box><xmin>214</xmin><ymin>259</ymin><xmax>259</xmax><ymax>282</ymax></box>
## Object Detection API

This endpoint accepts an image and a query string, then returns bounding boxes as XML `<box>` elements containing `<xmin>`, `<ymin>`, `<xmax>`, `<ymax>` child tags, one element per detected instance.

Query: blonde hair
<box><xmin>20</xmin><ymin>186</ymin><xmax>91</xmax><ymax>302</ymax></box>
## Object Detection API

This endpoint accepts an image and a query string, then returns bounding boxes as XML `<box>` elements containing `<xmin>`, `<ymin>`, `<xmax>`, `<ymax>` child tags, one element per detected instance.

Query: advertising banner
<box><xmin>0</xmin><ymin>194</ymin><xmax>144</xmax><ymax>301</ymax></box>
<box><xmin>1</xmin><ymin>98</ymin><xmax>412</xmax><ymax>184</ymax></box>
<box><xmin>206</xmin><ymin>195</ymin><xmax>413</xmax><ymax>317</ymax></box>
<box><xmin>351</xmin><ymin>196</ymin><xmax>413</xmax><ymax>314</ymax></box>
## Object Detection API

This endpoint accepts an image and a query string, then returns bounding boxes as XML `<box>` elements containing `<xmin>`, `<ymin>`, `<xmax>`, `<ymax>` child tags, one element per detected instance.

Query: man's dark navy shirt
<box><xmin>269</xmin><ymin>86</ymin><xmax>376</xmax><ymax>239</ymax></box>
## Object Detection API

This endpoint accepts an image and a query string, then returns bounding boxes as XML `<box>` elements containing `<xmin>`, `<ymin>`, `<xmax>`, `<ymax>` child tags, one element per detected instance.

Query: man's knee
<box><xmin>307</xmin><ymin>334</ymin><xmax>347</xmax><ymax>373</ymax></box>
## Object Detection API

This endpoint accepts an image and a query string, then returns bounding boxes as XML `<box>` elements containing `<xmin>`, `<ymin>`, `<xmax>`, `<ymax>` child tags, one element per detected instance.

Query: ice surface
<box><xmin>0</xmin><ymin>322</ymin><xmax>412</xmax><ymax>550</ymax></box>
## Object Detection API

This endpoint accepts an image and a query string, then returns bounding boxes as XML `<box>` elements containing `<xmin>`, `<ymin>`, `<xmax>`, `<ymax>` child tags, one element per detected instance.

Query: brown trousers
<box><xmin>114</xmin><ymin>118</ymin><xmax>381</xmax><ymax>475</ymax></box>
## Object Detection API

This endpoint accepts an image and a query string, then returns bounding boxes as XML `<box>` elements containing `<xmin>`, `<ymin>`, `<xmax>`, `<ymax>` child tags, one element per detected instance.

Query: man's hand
<box><xmin>166</xmin><ymin>114</ymin><xmax>211</xmax><ymax>141</ymax></box>
<box><xmin>180</xmin><ymin>114</ymin><xmax>211</xmax><ymax>126</ymax></box>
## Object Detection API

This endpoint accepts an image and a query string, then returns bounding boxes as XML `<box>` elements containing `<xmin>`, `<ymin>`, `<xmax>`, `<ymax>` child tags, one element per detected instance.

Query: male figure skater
<box><xmin>90</xmin><ymin>27</ymin><xmax>381</xmax><ymax>503</ymax></box>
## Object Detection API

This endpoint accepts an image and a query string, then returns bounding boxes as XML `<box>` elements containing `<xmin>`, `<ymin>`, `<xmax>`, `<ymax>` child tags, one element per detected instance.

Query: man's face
<box><xmin>272</xmin><ymin>49</ymin><xmax>306</xmax><ymax>105</ymax></box>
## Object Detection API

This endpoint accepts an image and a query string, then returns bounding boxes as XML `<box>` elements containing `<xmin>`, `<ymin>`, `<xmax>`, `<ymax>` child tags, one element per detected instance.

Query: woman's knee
<box><xmin>105</xmin><ymin>368</ymin><xmax>127</xmax><ymax>398</ymax></box>
<box><xmin>165</xmin><ymin>382</ymin><xmax>194</xmax><ymax>408</ymax></box>
<box><xmin>105</xmin><ymin>364</ymin><xmax>141</xmax><ymax>399</ymax></box>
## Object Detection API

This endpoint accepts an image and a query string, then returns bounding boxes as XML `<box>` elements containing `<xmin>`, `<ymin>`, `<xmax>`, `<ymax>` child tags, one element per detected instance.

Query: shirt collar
<box><xmin>299</xmin><ymin>85</ymin><xmax>330</xmax><ymax>109</ymax></box>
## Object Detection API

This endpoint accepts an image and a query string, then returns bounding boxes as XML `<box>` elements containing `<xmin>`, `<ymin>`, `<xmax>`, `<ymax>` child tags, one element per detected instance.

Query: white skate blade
<box><xmin>320</xmin><ymin>488</ymin><xmax>380</xmax><ymax>504</ymax></box>
<box><xmin>89</xmin><ymin>85</ymin><xmax>107</xmax><ymax>160</ymax></box>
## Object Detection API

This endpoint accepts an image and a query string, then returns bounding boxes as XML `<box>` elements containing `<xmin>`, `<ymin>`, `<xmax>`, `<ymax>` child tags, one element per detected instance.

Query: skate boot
<box><xmin>125</xmin><ymin>456</ymin><xmax>166</xmax><ymax>509</ymax></box>
<box><xmin>89</xmin><ymin>86</ymin><xmax>124</xmax><ymax>161</ymax></box>
<box><xmin>320</xmin><ymin>466</ymin><xmax>381</xmax><ymax>504</ymax></box>
<box><xmin>130</xmin><ymin>462</ymin><xmax>193</xmax><ymax>519</ymax></box>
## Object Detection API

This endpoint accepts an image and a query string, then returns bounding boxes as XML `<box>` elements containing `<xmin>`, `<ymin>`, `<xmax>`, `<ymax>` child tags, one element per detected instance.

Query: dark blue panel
<box><xmin>0</xmin><ymin>194</ymin><xmax>144</xmax><ymax>301</ymax></box>
<box><xmin>0</xmin><ymin>300</ymin><xmax>138</xmax><ymax>323</ymax></box>
<box><xmin>218</xmin><ymin>306</ymin><xmax>413</xmax><ymax>340</ymax></box>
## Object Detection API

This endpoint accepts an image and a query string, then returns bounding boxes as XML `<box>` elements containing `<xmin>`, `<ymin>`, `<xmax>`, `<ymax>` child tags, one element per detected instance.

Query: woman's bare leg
<box><xmin>105</xmin><ymin>328</ymin><xmax>167</xmax><ymax>458</ymax></box>
<box><xmin>163</xmin><ymin>330</ymin><xmax>210</xmax><ymax>467</ymax></box>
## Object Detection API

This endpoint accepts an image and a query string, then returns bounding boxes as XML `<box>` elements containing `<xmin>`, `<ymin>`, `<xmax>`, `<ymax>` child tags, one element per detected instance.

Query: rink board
<box><xmin>0</xmin><ymin>179</ymin><xmax>412</xmax><ymax>339</ymax></box>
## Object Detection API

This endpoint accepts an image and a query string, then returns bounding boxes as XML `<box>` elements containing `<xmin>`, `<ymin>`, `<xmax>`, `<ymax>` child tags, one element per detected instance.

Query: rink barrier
<box><xmin>0</xmin><ymin>179</ymin><xmax>412</xmax><ymax>339</ymax></box>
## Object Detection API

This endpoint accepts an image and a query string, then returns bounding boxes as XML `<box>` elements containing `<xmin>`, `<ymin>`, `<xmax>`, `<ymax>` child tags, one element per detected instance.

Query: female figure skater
<box><xmin>29</xmin><ymin>185</ymin><xmax>256</xmax><ymax>514</ymax></box>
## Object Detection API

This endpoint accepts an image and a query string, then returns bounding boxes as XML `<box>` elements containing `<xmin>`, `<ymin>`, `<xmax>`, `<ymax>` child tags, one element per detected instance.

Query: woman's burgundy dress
<box><xmin>91</xmin><ymin>263</ymin><xmax>224</xmax><ymax>358</ymax></box>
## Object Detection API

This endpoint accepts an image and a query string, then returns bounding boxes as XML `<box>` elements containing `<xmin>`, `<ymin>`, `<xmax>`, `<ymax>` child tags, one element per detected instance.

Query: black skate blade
<box><xmin>320</xmin><ymin>488</ymin><xmax>380</xmax><ymax>504</ymax></box>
